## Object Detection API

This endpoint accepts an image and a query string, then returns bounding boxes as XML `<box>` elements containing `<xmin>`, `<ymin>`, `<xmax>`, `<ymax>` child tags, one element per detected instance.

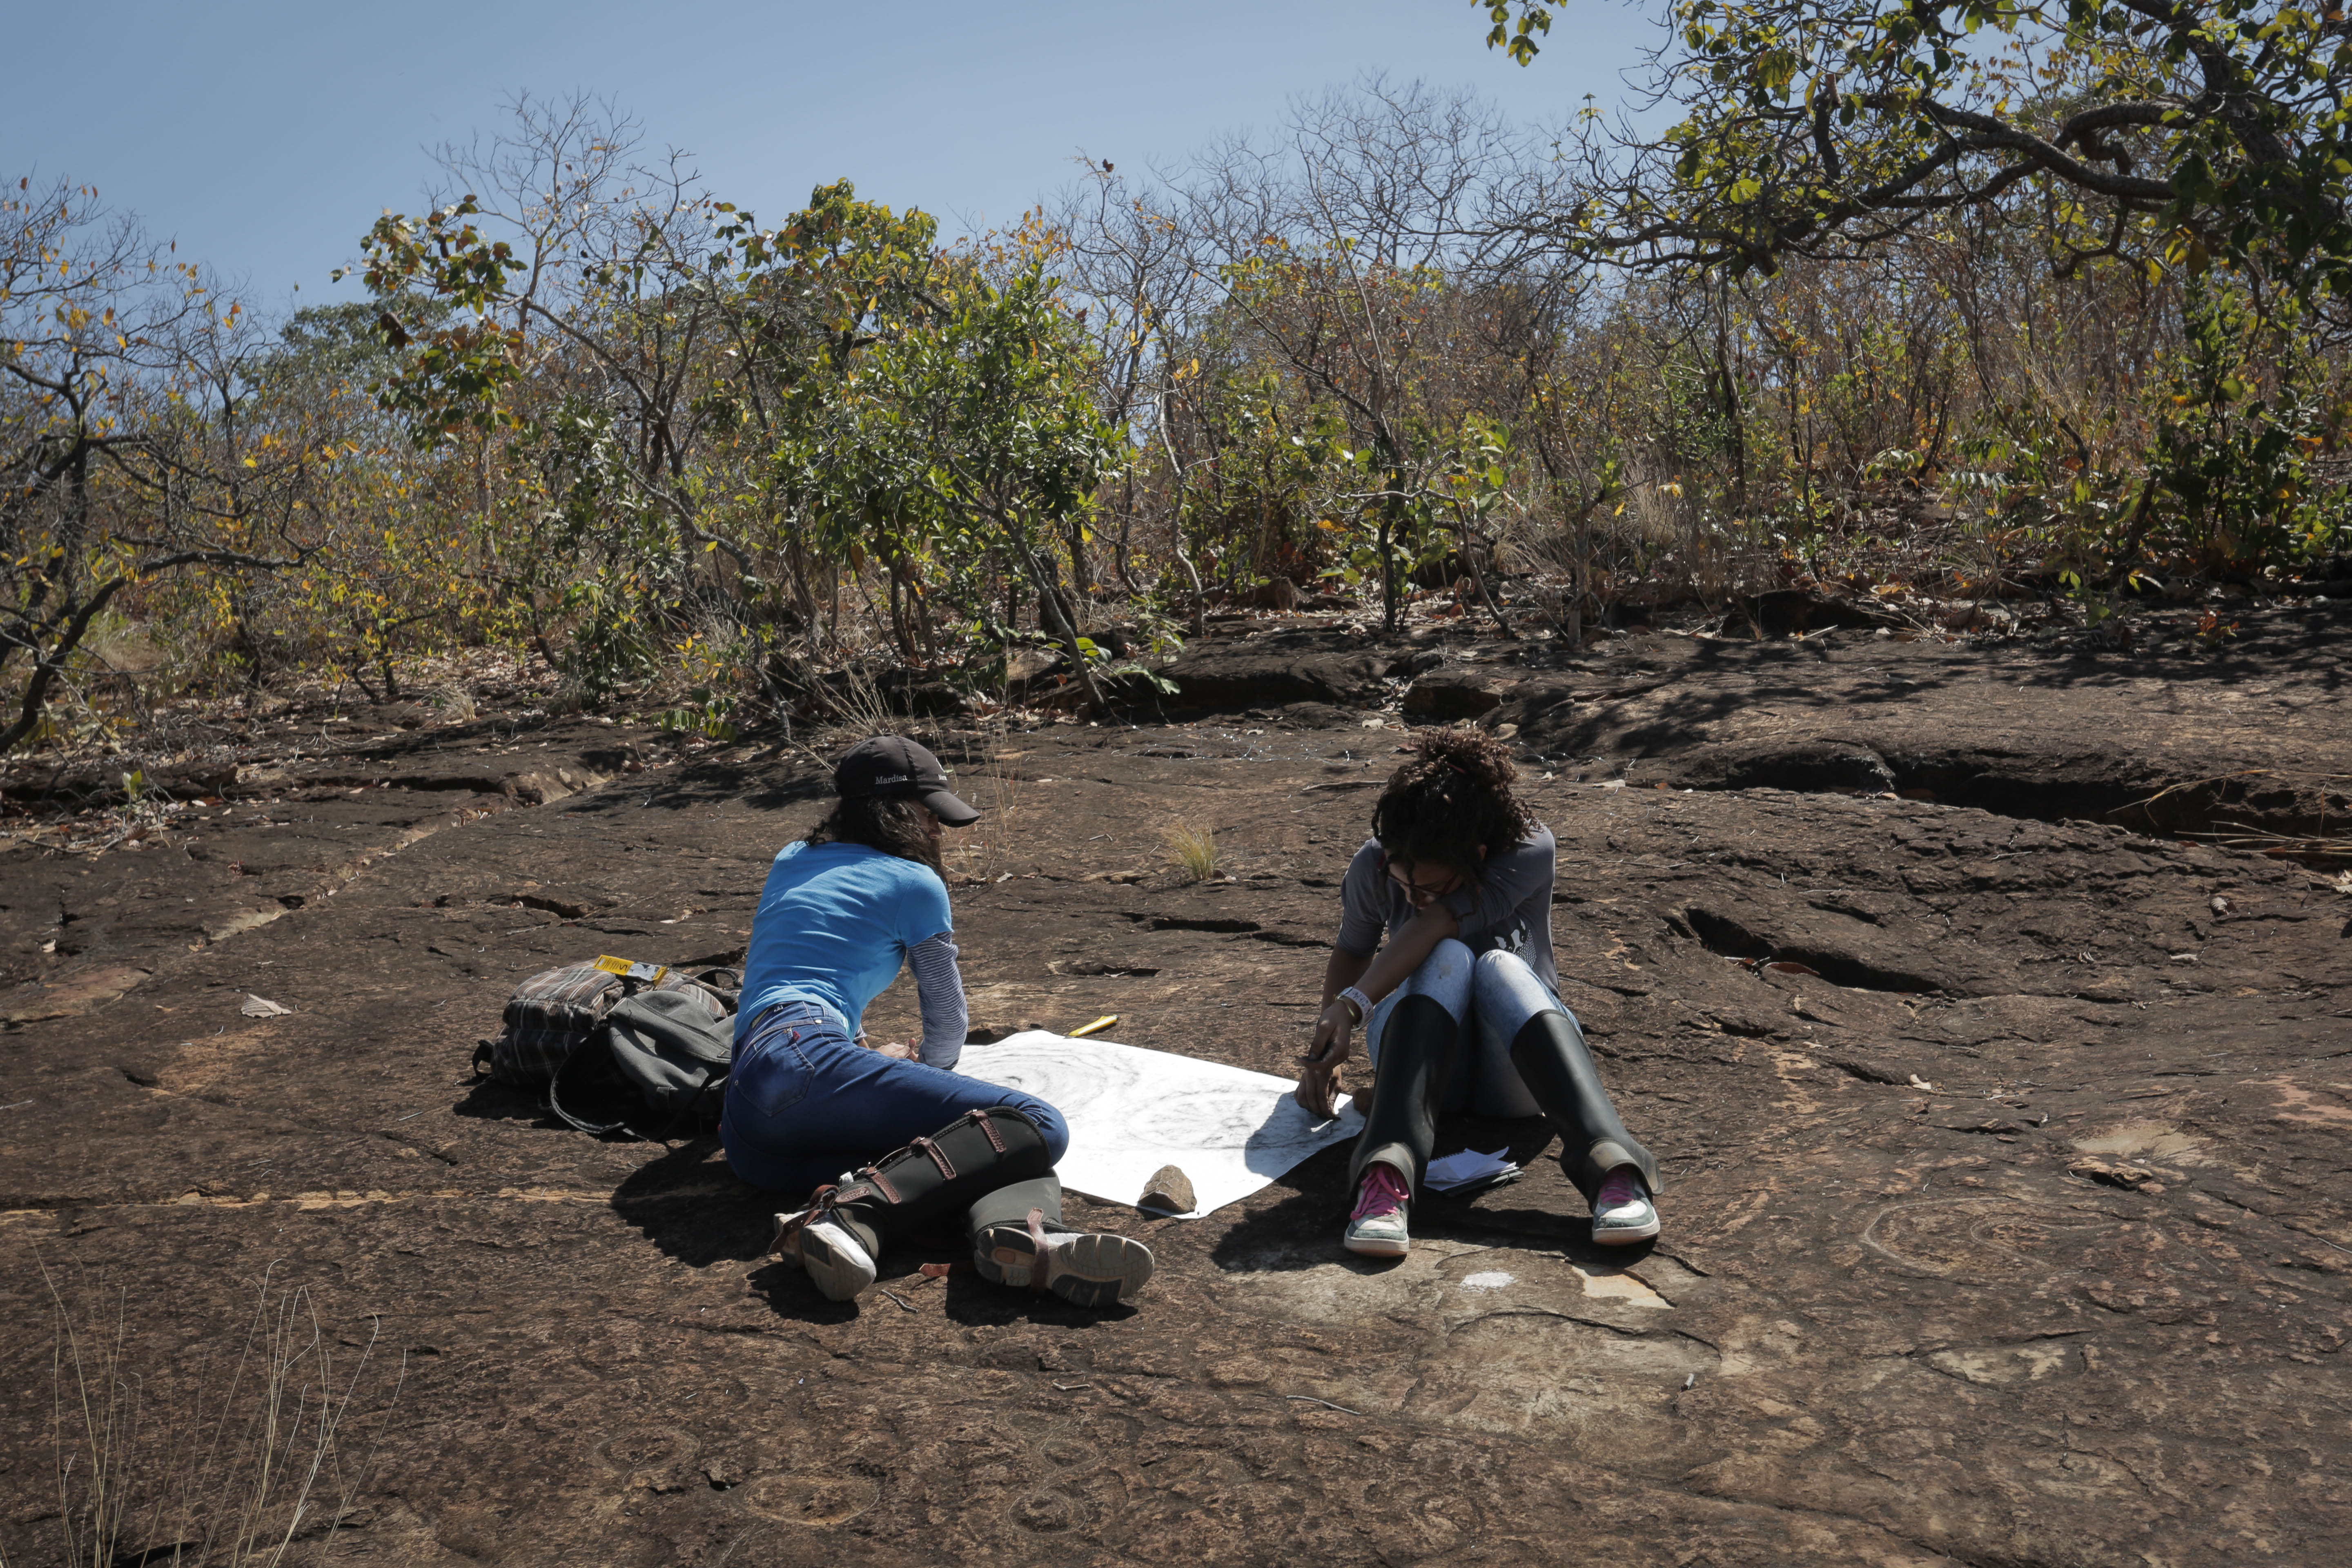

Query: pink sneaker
<box><xmin>1344</xmin><ymin>1163</ymin><xmax>1412</xmax><ymax>1257</ymax></box>
<box><xmin>1592</xmin><ymin>1165</ymin><xmax>1659</xmax><ymax>1244</ymax></box>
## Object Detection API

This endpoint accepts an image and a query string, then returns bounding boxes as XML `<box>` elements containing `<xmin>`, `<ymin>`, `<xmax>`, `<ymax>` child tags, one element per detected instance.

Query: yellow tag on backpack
<box><xmin>592</xmin><ymin>954</ymin><xmax>670</xmax><ymax>986</ymax></box>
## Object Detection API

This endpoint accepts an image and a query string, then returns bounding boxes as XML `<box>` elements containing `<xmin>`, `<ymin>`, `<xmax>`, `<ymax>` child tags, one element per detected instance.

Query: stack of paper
<box><xmin>1423</xmin><ymin>1147</ymin><xmax>1521</xmax><ymax>1193</ymax></box>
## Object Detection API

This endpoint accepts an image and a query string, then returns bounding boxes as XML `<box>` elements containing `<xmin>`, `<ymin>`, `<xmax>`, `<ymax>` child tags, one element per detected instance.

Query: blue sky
<box><xmin>5</xmin><ymin>1</ymin><xmax>1655</xmax><ymax>312</ymax></box>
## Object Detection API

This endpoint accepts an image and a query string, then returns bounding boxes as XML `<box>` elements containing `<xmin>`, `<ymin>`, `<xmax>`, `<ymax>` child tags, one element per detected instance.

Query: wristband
<box><xmin>1339</xmin><ymin>987</ymin><xmax>1374</xmax><ymax>1025</ymax></box>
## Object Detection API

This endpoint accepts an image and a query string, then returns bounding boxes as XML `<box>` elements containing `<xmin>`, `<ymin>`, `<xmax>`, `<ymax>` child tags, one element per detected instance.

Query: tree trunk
<box><xmin>1567</xmin><ymin>508</ymin><xmax>1590</xmax><ymax>653</ymax></box>
<box><xmin>0</xmin><ymin>576</ymin><xmax>129</xmax><ymax>755</ymax></box>
<box><xmin>1007</xmin><ymin>517</ymin><xmax>1108</xmax><ymax>714</ymax></box>
<box><xmin>1379</xmin><ymin>484</ymin><xmax>1405</xmax><ymax>633</ymax></box>
<box><xmin>884</xmin><ymin>561</ymin><xmax>918</xmax><ymax>663</ymax></box>
<box><xmin>1459</xmin><ymin>522</ymin><xmax>1513</xmax><ymax>639</ymax></box>
<box><xmin>1067</xmin><ymin>520</ymin><xmax>1093</xmax><ymax>604</ymax></box>
<box><xmin>1714</xmin><ymin>306</ymin><xmax>1748</xmax><ymax>513</ymax></box>
<box><xmin>1154</xmin><ymin>386</ymin><xmax>1207</xmax><ymax>636</ymax></box>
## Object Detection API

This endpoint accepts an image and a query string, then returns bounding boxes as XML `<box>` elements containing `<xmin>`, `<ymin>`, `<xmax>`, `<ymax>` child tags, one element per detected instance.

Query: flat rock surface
<box><xmin>4</xmin><ymin>610</ymin><xmax>2350</xmax><ymax>1566</ymax></box>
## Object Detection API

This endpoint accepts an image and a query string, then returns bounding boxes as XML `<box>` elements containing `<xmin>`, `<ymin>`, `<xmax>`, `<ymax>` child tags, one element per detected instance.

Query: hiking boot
<box><xmin>1591</xmin><ymin>1165</ymin><xmax>1660</xmax><ymax>1245</ymax></box>
<box><xmin>1505</xmin><ymin>1010</ymin><xmax>1662</xmax><ymax>1198</ymax></box>
<box><xmin>773</xmin><ymin>1195</ymin><xmax>878</xmax><ymax>1301</ymax></box>
<box><xmin>973</xmin><ymin>1206</ymin><xmax>1156</xmax><ymax>1307</ymax></box>
<box><xmin>1343</xmin><ymin>1162</ymin><xmax>1412</xmax><ymax>1258</ymax></box>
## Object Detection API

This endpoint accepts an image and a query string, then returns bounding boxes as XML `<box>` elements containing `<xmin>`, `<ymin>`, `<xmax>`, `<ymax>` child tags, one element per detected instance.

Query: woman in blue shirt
<box><xmin>727</xmin><ymin>736</ymin><xmax>1153</xmax><ymax>1308</ymax></box>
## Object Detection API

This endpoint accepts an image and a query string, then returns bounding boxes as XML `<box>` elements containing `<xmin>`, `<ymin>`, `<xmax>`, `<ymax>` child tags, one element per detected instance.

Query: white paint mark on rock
<box><xmin>1461</xmin><ymin>1271</ymin><xmax>1516</xmax><ymax>1291</ymax></box>
<box><xmin>1573</xmin><ymin>1265</ymin><xmax>1673</xmax><ymax>1308</ymax></box>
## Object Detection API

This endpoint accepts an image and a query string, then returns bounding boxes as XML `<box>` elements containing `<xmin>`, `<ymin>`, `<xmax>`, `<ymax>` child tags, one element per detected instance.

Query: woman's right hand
<box><xmin>1303</xmin><ymin>999</ymin><xmax>1356</xmax><ymax>1071</ymax></box>
<box><xmin>1295</xmin><ymin>999</ymin><xmax>1356</xmax><ymax>1118</ymax></box>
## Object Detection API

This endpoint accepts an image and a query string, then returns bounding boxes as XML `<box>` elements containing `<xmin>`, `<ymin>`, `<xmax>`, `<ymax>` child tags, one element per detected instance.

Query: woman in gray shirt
<box><xmin>1298</xmin><ymin>731</ymin><xmax>1662</xmax><ymax>1258</ymax></box>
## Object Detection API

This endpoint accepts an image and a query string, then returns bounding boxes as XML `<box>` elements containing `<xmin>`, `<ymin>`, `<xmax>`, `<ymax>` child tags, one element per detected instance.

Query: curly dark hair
<box><xmin>1370</xmin><ymin>729</ymin><xmax>1536</xmax><ymax>878</ymax></box>
<box><xmin>805</xmin><ymin>793</ymin><xmax>944</xmax><ymax>876</ymax></box>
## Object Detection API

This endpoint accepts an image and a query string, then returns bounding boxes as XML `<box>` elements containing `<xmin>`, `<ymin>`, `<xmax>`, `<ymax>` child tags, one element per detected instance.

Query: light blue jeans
<box><xmin>1363</xmin><ymin>941</ymin><xmax>1563</xmax><ymax>1118</ymax></box>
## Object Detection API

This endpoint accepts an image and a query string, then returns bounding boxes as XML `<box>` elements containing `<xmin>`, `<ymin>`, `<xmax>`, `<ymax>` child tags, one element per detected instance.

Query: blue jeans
<box><xmin>1363</xmin><ymin>942</ymin><xmax>1565</xmax><ymax>1118</ymax></box>
<box><xmin>720</xmin><ymin>1002</ymin><xmax>1070</xmax><ymax>1196</ymax></box>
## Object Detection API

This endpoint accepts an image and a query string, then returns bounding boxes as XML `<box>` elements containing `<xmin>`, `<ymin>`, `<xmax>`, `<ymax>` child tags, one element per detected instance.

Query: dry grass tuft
<box><xmin>943</xmin><ymin>713</ymin><xmax>1025</xmax><ymax>883</ymax></box>
<box><xmin>34</xmin><ymin>1258</ymin><xmax>403</xmax><ymax>1568</ymax></box>
<box><xmin>820</xmin><ymin>659</ymin><xmax>900</xmax><ymax>743</ymax></box>
<box><xmin>1160</xmin><ymin>821</ymin><xmax>1220</xmax><ymax>883</ymax></box>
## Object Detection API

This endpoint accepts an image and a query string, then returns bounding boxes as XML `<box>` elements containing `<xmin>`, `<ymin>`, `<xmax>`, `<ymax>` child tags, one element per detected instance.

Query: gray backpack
<box><xmin>474</xmin><ymin>961</ymin><xmax>738</xmax><ymax>1088</ymax></box>
<box><xmin>549</xmin><ymin>987</ymin><xmax>738</xmax><ymax>1140</ymax></box>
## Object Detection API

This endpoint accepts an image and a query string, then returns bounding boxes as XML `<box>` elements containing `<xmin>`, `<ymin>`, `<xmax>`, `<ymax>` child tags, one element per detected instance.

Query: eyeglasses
<box><xmin>1385</xmin><ymin>859</ymin><xmax>1463</xmax><ymax>907</ymax></box>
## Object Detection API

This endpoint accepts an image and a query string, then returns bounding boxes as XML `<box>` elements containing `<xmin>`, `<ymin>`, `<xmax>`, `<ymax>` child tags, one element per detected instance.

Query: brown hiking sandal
<box><xmin>974</xmin><ymin>1207</ymin><xmax>1155</xmax><ymax>1307</ymax></box>
<box><xmin>772</xmin><ymin>1186</ymin><xmax>878</xmax><ymax>1301</ymax></box>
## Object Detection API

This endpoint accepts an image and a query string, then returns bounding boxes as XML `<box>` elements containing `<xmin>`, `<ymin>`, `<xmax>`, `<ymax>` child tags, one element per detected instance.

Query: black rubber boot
<box><xmin>775</xmin><ymin>1107</ymin><xmax>1056</xmax><ymax>1298</ymax></box>
<box><xmin>969</xmin><ymin>1175</ymin><xmax>1155</xmax><ymax>1307</ymax></box>
<box><xmin>1346</xmin><ymin>993</ymin><xmax>1462</xmax><ymax>1203</ymax></box>
<box><xmin>1505</xmin><ymin>1009</ymin><xmax>1662</xmax><ymax>1203</ymax></box>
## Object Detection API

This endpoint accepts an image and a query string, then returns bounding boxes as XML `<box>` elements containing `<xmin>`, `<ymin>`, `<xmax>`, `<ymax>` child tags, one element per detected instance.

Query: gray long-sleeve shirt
<box><xmin>1332</xmin><ymin>826</ymin><xmax>1559</xmax><ymax>995</ymax></box>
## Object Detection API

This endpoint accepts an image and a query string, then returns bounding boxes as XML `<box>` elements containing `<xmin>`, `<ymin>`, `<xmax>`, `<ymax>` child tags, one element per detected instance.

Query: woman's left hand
<box><xmin>870</xmin><ymin>1038</ymin><xmax>918</xmax><ymax>1060</ymax></box>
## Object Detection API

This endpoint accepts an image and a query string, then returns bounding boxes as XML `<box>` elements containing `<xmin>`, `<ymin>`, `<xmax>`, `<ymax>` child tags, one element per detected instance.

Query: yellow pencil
<box><xmin>1070</xmin><ymin>1014</ymin><xmax>1120</xmax><ymax>1039</ymax></box>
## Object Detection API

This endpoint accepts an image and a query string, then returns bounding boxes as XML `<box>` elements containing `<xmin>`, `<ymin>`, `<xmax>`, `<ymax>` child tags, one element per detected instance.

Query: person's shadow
<box><xmin>608</xmin><ymin>1139</ymin><xmax>867</xmax><ymax>1324</ymax></box>
<box><xmin>608</xmin><ymin>1137</ymin><xmax>775</xmax><ymax>1267</ymax></box>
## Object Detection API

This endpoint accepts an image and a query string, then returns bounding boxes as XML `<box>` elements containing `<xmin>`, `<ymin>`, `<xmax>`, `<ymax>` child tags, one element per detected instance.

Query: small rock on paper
<box><xmin>1139</xmin><ymin>1164</ymin><xmax>1196</xmax><ymax>1216</ymax></box>
<box><xmin>1424</xmin><ymin>1147</ymin><xmax>1518</xmax><ymax>1192</ymax></box>
<box><xmin>241</xmin><ymin>994</ymin><xmax>293</xmax><ymax>1018</ymax></box>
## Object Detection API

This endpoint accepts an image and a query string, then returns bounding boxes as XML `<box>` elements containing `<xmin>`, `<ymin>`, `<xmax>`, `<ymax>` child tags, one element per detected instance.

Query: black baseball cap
<box><xmin>834</xmin><ymin>735</ymin><xmax>980</xmax><ymax>826</ymax></box>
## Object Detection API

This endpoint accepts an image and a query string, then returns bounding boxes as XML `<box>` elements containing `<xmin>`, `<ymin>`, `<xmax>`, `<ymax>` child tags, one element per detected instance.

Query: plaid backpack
<box><xmin>474</xmin><ymin>958</ymin><xmax>740</xmax><ymax>1089</ymax></box>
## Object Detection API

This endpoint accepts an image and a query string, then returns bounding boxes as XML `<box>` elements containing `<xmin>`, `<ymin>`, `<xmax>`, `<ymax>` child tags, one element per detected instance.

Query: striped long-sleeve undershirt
<box><xmin>908</xmin><ymin>931</ymin><xmax>968</xmax><ymax>1070</ymax></box>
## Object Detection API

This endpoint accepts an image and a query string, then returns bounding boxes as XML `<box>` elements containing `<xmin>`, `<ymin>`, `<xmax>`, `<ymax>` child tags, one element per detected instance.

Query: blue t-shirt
<box><xmin>737</xmin><ymin>840</ymin><xmax>953</xmax><ymax>1042</ymax></box>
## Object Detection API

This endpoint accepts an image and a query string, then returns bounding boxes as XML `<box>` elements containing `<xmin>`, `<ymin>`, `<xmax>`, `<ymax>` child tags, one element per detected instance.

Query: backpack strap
<box><xmin>685</xmin><ymin>968</ymin><xmax>743</xmax><ymax>1015</ymax></box>
<box><xmin>632</xmin><ymin>1073</ymin><xmax>731</xmax><ymax>1145</ymax></box>
<box><xmin>547</xmin><ymin>1030</ymin><xmax>639</xmax><ymax>1139</ymax></box>
<box><xmin>472</xmin><ymin>1040</ymin><xmax>494</xmax><ymax>1078</ymax></box>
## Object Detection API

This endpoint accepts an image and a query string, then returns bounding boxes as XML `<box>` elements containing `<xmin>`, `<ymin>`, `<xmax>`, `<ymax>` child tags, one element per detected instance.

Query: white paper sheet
<box><xmin>955</xmin><ymin>1031</ymin><xmax>1363</xmax><ymax>1218</ymax></box>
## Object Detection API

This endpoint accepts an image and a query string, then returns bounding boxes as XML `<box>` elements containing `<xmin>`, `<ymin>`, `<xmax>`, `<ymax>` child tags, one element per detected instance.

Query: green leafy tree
<box><xmin>1480</xmin><ymin>0</ymin><xmax>2352</xmax><ymax>306</ymax></box>
<box><xmin>345</xmin><ymin>94</ymin><xmax>778</xmax><ymax>697</ymax></box>
<box><xmin>778</xmin><ymin>256</ymin><xmax>1129</xmax><ymax>709</ymax></box>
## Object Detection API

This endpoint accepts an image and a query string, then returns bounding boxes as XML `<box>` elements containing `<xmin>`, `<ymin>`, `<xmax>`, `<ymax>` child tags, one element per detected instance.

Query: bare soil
<box><xmin>3</xmin><ymin>602</ymin><xmax>2349</xmax><ymax>1566</ymax></box>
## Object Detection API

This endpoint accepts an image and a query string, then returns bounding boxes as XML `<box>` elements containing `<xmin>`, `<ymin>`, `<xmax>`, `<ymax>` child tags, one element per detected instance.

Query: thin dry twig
<box><xmin>2178</xmin><ymin>820</ymin><xmax>2352</xmax><ymax>861</ymax></box>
